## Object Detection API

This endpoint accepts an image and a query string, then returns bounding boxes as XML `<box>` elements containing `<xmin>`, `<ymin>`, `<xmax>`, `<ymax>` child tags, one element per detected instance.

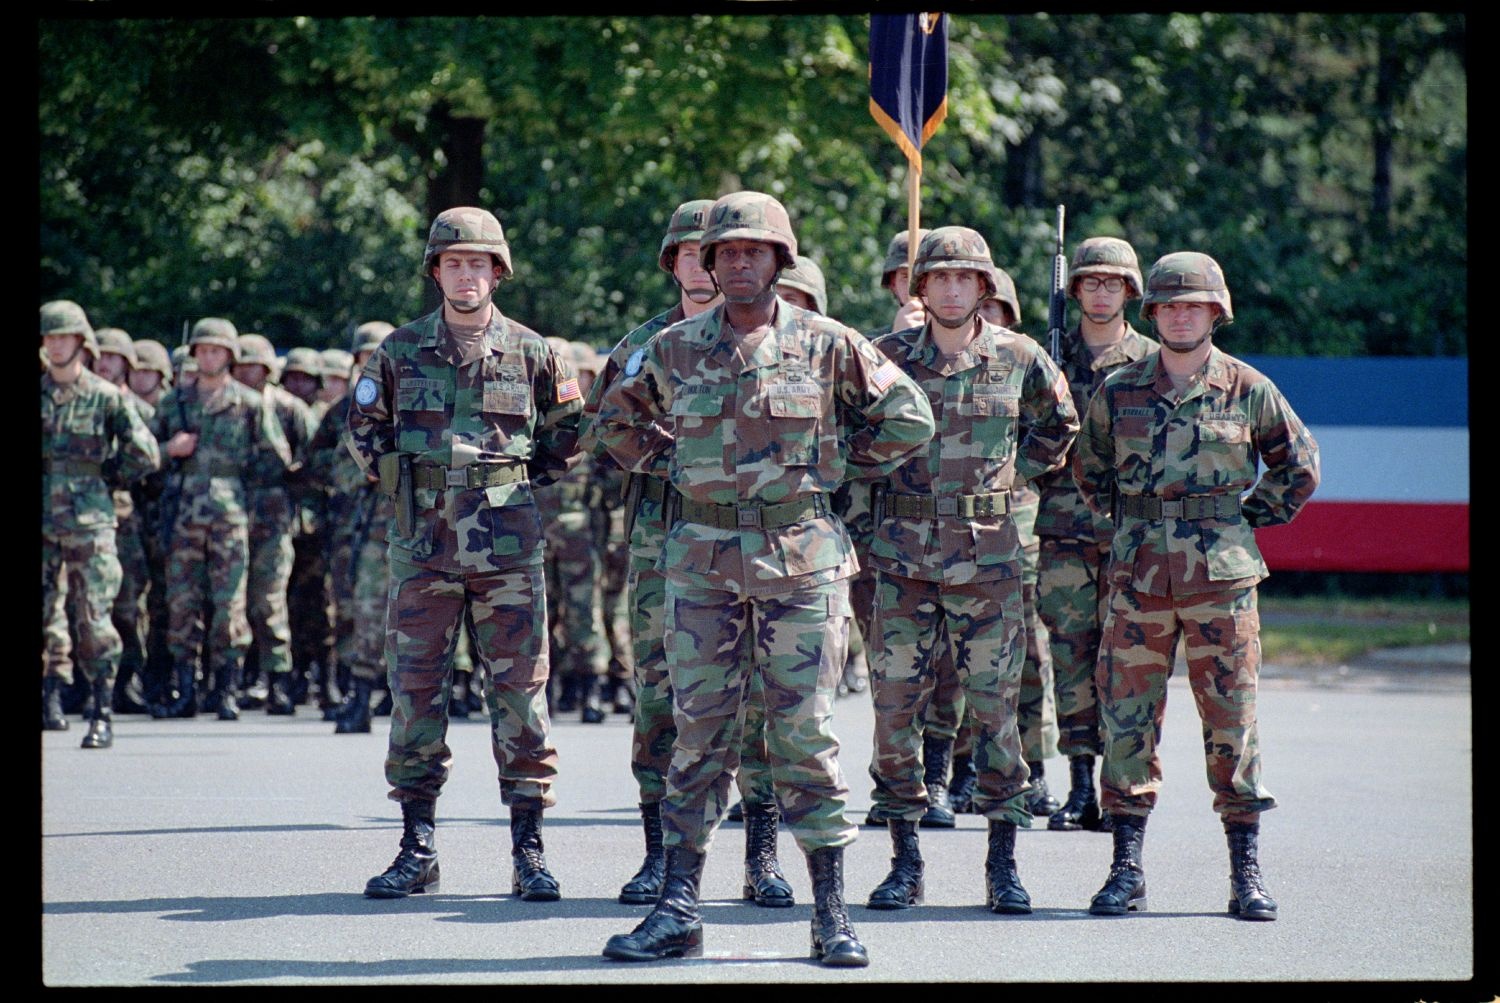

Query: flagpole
<box><xmin>907</xmin><ymin>161</ymin><xmax>920</xmax><ymax>274</ymax></box>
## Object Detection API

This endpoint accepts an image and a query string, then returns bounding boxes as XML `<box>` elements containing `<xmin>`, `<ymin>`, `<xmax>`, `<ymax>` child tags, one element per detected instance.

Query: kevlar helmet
<box><xmin>776</xmin><ymin>255</ymin><xmax>828</xmax><ymax>315</ymax></box>
<box><xmin>658</xmin><ymin>199</ymin><xmax>715</xmax><ymax>273</ymax></box>
<box><xmin>40</xmin><ymin>300</ymin><xmax>93</xmax><ymax>341</ymax></box>
<box><xmin>95</xmin><ymin>327</ymin><xmax>137</xmax><ymax>368</ymax></box>
<box><xmin>350</xmin><ymin>321</ymin><xmax>395</xmax><ymax>357</ymax></box>
<box><xmin>986</xmin><ymin>266</ymin><xmax>1022</xmax><ymax>327</ymax></box>
<box><xmin>282</xmin><ymin>346</ymin><xmax>325</xmax><ymax>383</ymax></box>
<box><xmin>423</xmin><ymin>206</ymin><xmax>512</xmax><ymax>278</ymax></box>
<box><xmin>132</xmin><ymin>339</ymin><xmax>174</xmax><ymax>382</ymax></box>
<box><xmin>235</xmin><ymin>333</ymin><xmax>277</xmax><ymax>370</ymax></box>
<box><xmin>321</xmin><ymin>348</ymin><xmax>354</xmax><ymax>381</ymax></box>
<box><xmin>568</xmin><ymin>341</ymin><xmax>603</xmax><ymax>377</ymax></box>
<box><xmin>1069</xmin><ymin>236</ymin><xmax>1144</xmax><ymax>299</ymax></box>
<box><xmin>700</xmin><ymin>191</ymin><xmax>797</xmax><ymax>271</ymax></box>
<box><xmin>911</xmin><ymin>227</ymin><xmax>998</xmax><ymax>298</ymax></box>
<box><xmin>880</xmin><ymin>229</ymin><xmax>931</xmax><ymax>288</ymax></box>
<box><xmin>172</xmin><ymin>344</ymin><xmax>198</xmax><ymax>375</ymax></box>
<box><xmin>1141</xmin><ymin>251</ymin><xmax>1233</xmax><ymax>324</ymax></box>
<box><xmin>189</xmin><ymin>317</ymin><xmax>241</xmax><ymax>362</ymax></box>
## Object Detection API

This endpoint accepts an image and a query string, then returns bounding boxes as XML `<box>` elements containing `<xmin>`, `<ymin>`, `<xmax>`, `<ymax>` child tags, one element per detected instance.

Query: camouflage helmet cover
<box><xmin>281</xmin><ymin>346</ymin><xmax>325</xmax><ymax>382</ymax></box>
<box><xmin>911</xmin><ymin>226</ymin><xmax>998</xmax><ymax>297</ymax></box>
<box><xmin>1141</xmin><ymin>251</ymin><xmax>1233</xmax><ymax>324</ymax></box>
<box><xmin>775</xmin><ymin>255</ymin><xmax>829</xmax><ymax>316</ymax></box>
<box><xmin>700</xmin><ymin>191</ymin><xmax>798</xmax><ymax>270</ymax></box>
<box><xmin>568</xmin><ymin>341</ymin><xmax>603</xmax><ymax>376</ymax></box>
<box><xmin>350</xmin><ymin>321</ymin><xmax>395</xmax><ymax>357</ymax></box>
<box><xmin>94</xmin><ymin>327</ymin><xmax>137</xmax><ymax>367</ymax></box>
<box><xmin>235</xmin><ymin>333</ymin><xmax>277</xmax><ymax>370</ymax></box>
<box><xmin>132</xmin><ymin>339</ymin><xmax>174</xmax><ymax>381</ymax></box>
<box><xmin>1069</xmin><ymin>236</ymin><xmax>1144</xmax><ymax>299</ymax></box>
<box><xmin>423</xmin><ymin>206</ymin><xmax>513</xmax><ymax>278</ymax></box>
<box><xmin>40</xmin><ymin>299</ymin><xmax>93</xmax><ymax>341</ymax></box>
<box><xmin>171</xmin><ymin>343</ymin><xmax>198</xmax><ymax>375</ymax></box>
<box><xmin>320</xmin><ymin>348</ymin><xmax>354</xmax><ymax>380</ymax></box>
<box><xmin>985</xmin><ymin>266</ymin><xmax>1023</xmax><ymax>326</ymax></box>
<box><xmin>658</xmin><ymin>199</ymin><xmax>715</xmax><ymax>273</ymax></box>
<box><xmin>189</xmin><ymin>317</ymin><xmax>241</xmax><ymax>361</ymax></box>
<box><xmin>881</xmin><ymin>228</ymin><xmax>932</xmax><ymax>286</ymax></box>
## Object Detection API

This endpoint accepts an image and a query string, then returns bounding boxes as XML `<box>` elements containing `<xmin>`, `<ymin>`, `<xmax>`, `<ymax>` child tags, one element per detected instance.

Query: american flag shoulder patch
<box><xmin>556</xmin><ymin>377</ymin><xmax>581</xmax><ymax>403</ymax></box>
<box><xmin>870</xmin><ymin>360</ymin><xmax>901</xmax><ymax>394</ymax></box>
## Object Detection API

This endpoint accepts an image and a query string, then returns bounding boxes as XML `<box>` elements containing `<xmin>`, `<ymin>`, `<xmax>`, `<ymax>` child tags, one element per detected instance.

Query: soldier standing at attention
<box><xmin>150</xmin><ymin>318</ymin><xmax>294</xmax><ymax>720</ymax></box>
<box><xmin>580</xmin><ymin>200</ymin><xmax>792</xmax><ymax>913</ymax></box>
<box><xmin>41</xmin><ymin>301</ymin><xmax>161</xmax><ymax>746</ymax></box>
<box><xmin>347</xmin><ymin>207</ymin><xmax>581</xmax><ymax>902</ymax></box>
<box><xmin>1034</xmin><ymin>237</ymin><xmax>1159</xmax><ymax>833</ymax></box>
<box><xmin>234</xmin><ymin>333</ymin><xmax>318</xmax><ymax>715</ymax></box>
<box><xmin>861</xmin><ymin>228</ymin><xmax>1077</xmax><ymax>914</ymax></box>
<box><xmin>127</xmin><ymin>338</ymin><xmax>174</xmax><ymax>704</ymax></box>
<box><xmin>597</xmin><ymin>191</ymin><xmax>934</xmax><ymax>967</ymax></box>
<box><xmin>1074</xmin><ymin>251</ymin><xmax>1318</xmax><ymax>920</ymax></box>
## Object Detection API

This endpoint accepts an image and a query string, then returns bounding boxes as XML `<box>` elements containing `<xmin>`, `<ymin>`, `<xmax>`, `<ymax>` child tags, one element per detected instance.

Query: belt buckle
<box><xmin>737</xmin><ymin>505</ymin><xmax>761</xmax><ymax>528</ymax></box>
<box><xmin>1160</xmin><ymin>499</ymin><xmax>1182</xmax><ymax>519</ymax></box>
<box><xmin>446</xmin><ymin>467</ymin><xmax>467</xmax><ymax>488</ymax></box>
<box><xmin>936</xmin><ymin>497</ymin><xmax>958</xmax><ymax>517</ymax></box>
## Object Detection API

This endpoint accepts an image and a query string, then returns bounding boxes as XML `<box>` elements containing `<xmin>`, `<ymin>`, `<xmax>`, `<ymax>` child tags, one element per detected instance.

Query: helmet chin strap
<box><xmin>921</xmin><ymin>293</ymin><xmax>982</xmax><ymax>332</ymax></box>
<box><xmin>1084</xmin><ymin>305</ymin><xmax>1125</xmax><ymax>325</ymax></box>
<box><xmin>47</xmin><ymin>338</ymin><xmax>85</xmax><ymax>370</ymax></box>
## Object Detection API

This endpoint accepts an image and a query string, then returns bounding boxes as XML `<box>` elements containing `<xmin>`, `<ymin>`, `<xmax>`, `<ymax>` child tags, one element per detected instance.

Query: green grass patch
<box><xmin>1257</xmin><ymin>596</ymin><xmax>1469</xmax><ymax>666</ymax></box>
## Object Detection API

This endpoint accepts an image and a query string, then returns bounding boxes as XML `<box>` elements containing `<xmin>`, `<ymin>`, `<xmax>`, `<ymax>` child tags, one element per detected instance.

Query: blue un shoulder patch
<box><xmin>354</xmin><ymin>376</ymin><xmax>379</xmax><ymax>407</ymax></box>
<box><xmin>624</xmin><ymin>348</ymin><xmax>646</xmax><ymax>377</ymax></box>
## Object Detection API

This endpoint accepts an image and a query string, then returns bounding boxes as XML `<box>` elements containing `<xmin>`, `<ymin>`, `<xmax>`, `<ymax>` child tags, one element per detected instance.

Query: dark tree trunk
<box><xmin>421</xmin><ymin>103</ymin><xmax>487</xmax><ymax>313</ymax></box>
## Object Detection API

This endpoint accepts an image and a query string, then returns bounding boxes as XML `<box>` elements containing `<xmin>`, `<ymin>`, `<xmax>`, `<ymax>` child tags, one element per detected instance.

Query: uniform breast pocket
<box><xmin>483</xmin><ymin>380</ymin><xmax>532</xmax><ymax>416</ymax></box>
<box><xmin>1113</xmin><ymin>417</ymin><xmax>1154</xmax><ymax>467</ymax></box>
<box><xmin>396</xmin><ymin>377</ymin><xmax>447</xmax><ymax>452</ymax></box>
<box><xmin>767</xmin><ymin>382</ymin><xmax>824</xmax><ymax>466</ymax></box>
<box><xmin>670</xmin><ymin>393</ymin><xmax>725</xmax><ymax>467</ymax></box>
<box><xmin>66</xmin><ymin>410</ymin><xmax>100</xmax><ymax>436</ymax></box>
<box><xmin>967</xmin><ymin>391</ymin><xmax>1020</xmax><ymax>458</ymax></box>
<box><xmin>1198</xmin><ymin>418</ymin><xmax>1250</xmax><ymax>445</ymax></box>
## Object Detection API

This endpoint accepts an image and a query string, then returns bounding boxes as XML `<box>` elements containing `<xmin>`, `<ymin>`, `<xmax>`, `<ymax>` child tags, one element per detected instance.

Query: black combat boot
<box><xmin>1024</xmin><ymin>760</ymin><xmax>1059</xmax><ymax>816</ymax></box>
<box><xmin>266</xmin><ymin>672</ymin><xmax>295</xmax><ymax>716</ymax></box>
<box><xmin>334</xmin><ymin>677</ymin><xmax>373</xmax><ymax>734</ymax></box>
<box><xmin>364</xmin><ymin>801</ymin><xmax>440</xmax><ymax>898</ymax></box>
<box><xmin>510</xmin><ymin>805</ymin><xmax>561</xmax><ymax>901</ymax></box>
<box><xmin>1049</xmin><ymin>754</ymin><xmax>1104</xmax><ymax>831</ymax></box>
<box><xmin>1226</xmin><ymin>821</ymin><xmax>1278</xmax><ymax>921</ymax></box>
<box><xmin>42</xmin><ymin>677</ymin><xmax>70</xmax><ymax>732</ymax></box>
<box><xmin>742</xmin><ymin>801</ymin><xmax>794</xmax><ymax>907</ymax></box>
<box><xmin>80</xmin><ymin>677</ymin><xmax>114</xmax><ymax>749</ymax></box>
<box><xmin>153</xmin><ymin>664</ymin><xmax>198</xmax><ymax>719</ymax></box>
<box><xmin>725</xmin><ymin>799</ymin><xmax>744</xmax><ymax>824</ymax></box>
<box><xmin>919</xmin><ymin>735</ymin><xmax>956</xmax><ymax>829</ymax></box>
<box><xmin>984</xmin><ymin>820</ymin><xmax>1032</xmax><ymax>914</ymax></box>
<box><xmin>807</xmin><ymin>846</ymin><xmax>869</xmax><ymax>967</ymax></box>
<box><xmin>214</xmin><ymin>665</ymin><xmax>241</xmax><ymax>721</ymax></box>
<box><xmin>867</xmin><ymin>818</ymin><xmax>924</xmax><ymax>909</ymax></box>
<box><xmin>948</xmin><ymin>754</ymin><xmax>977</xmax><ymax>813</ymax></box>
<box><xmin>113</xmin><ymin>671</ymin><xmax>150</xmax><ymax>715</ymax></box>
<box><xmin>579</xmin><ymin>677</ymin><xmax>606</xmax><ymax>724</ymax></box>
<box><xmin>1089</xmin><ymin>814</ymin><xmax>1147</xmax><ymax>915</ymax></box>
<box><xmin>609</xmin><ymin>677</ymin><xmax>636</xmax><ymax>717</ymax></box>
<box><xmin>618</xmin><ymin>802</ymin><xmax>666</xmax><ymax>905</ymax></box>
<box><xmin>603</xmin><ymin>848</ymin><xmax>705</xmax><ymax>961</ymax></box>
<box><xmin>556</xmin><ymin>675</ymin><xmax>580</xmax><ymax>714</ymax></box>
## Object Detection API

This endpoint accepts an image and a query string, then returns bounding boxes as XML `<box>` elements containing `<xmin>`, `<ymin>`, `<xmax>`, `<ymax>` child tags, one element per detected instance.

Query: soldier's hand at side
<box><xmin>165</xmin><ymin>431</ymin><xmax>198</xmax><ymax>459</ymax></box>
<box><xmin>893</xmin><ymin>298</ymin><xmax>926</xmax><ymax>332</ymax></box>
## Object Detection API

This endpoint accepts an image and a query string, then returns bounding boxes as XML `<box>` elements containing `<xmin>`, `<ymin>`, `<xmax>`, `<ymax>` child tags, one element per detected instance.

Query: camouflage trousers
<box><xmin>1097</xmin><ymin>584</ymin><xmax>1275</xmax><ymax>825</ymax></box>
<box><xmin>545</xmin><ymin>514</ymin><xmax>606</xmax><ymax>683</ymax></box>
<box><xmin>246</xmin><ymin>517</ymin><xmax>295</xmax><ymax>678</ymax></box>
<box><xmin>628</xmin><ymin>565</ymin><xmax>774</xmax><ymax>805</ymax></box>
<box><xmin>41</xmin><ymin>531</ymin><xmax>123</xmax><ymax>686</ymax></box>
<box><xmin>870</xmin><ymin>573</ymin><xmax>1031</xmax><ymax>825</ymax></box>
<box><xmin>384</xmin><ymin>555</ymin><xmax>557</xmax><ymax>808</ymax></box>
<box><xmin>166</xmin><ymin>520</ymin><xmax>251</xmax><ymax>678</ymax></box>
<box><xmin>599</xmin><ymin>508</ymin><xmax>632</xmax><ymax>684</ymax></box>
<box><xmin>661</xmin><ymin>577</ymin><xmax>857</xmax><ymax>854</ymax></box>
<box><xmin>952</xmin><ymin>571</ymin><xmax>1058</xmax><ymax>763</ymax></box>
<box><xmin>1038</xmin><ymin>536</ymin><xmax>1110</xmax><ymax>757</ymax></box>
<box><xmin>844</xmin><ymin>557</ymin><xmax>878</xmax><ymax>672</ymax></box>
<box><xmin>288</xmin><ymin>532</ymin><xmax>334</xmax><ymax>674</ymax></box>
<box><xmin>112</xmin><ymin>508</ymin><xmax>151</xmax><ymax>683</ymax></box>
<box><xmin>331</xmin><ymin>514</ymin><xmax>391</xmax><ymax>685</ymax></box>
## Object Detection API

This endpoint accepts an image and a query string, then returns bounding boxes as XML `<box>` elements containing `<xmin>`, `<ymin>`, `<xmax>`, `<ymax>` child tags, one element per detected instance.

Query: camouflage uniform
<box><xmin>1074</xmin><ymin>251</ymin><xmax>1318</xmax><ymax>920</ymax></box>
<box><xmin>237</xmin><ymin>334</ymin><xmax>318</xmax><ymax>712</ymax></box>
<box><xmin>150</xmin><ymin>319</ymin><xmax>294</xmax><ymax>718</ymax></box>
<box><xmin>283</xmin><ymin>347</ymin><xmax>336</xmax><ymax>706</ymax></box>
<box><xmin>41</xmin><ymin>302</ymin><xmax>162</xmax><ymax>745</ymax></box>
<box><xmin>599</xmin><ymin>192</ymin><xmax>932</xmax><ymax>968</ymax></box>
<box><xmin>348</xmin><ymin>207</ymin><xmax>580</xmax><ymax>902</ymax></box>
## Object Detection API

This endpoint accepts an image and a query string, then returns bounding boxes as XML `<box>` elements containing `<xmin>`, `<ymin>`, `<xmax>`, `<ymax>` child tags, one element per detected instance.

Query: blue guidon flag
<box><xmin>869</xmin><ymin>13</ymin><xmax>949</xmax><ymax>171</ymax></box>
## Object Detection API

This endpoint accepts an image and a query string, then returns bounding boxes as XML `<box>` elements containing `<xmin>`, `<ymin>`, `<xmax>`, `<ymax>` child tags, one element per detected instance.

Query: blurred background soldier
<box><xmin>1035</xmin><ymin>237</ymin><xmax>1158</xmax><ymax>833</ymax></box>
<box><xmin>149</xmin><ymin>318</ymin><xmax>293</xmax><ymax>720</ymax></box>
<box><xmin>320</xmin><ymin>348</ymin><xmax>354</xmax><ymax>407</ymax></box>
<box><xmin>41</xmin><ymin>301</ymin><xmax>161</xmax><ymax>747</ymax></box>
<box><xmin>133</xmin><ymin>338</ymin><xmax>176</xmax><ymax>701</ymax></box>
<box><xmin>348</xmin><ymin>206</ymin><xmax>580</xmax><ymax>902</ymax></box>
<box><xmin>129</xmin><ymin>339</ymin><xmax>172</xmax><ymax>408</ymax></box>
<box><xmin>281</xmin><ymin>346</ymin><xmax>337</xmax><ymax>712</ymax></box>
<box><xmin>234</xmin><ymin>332</ymin><xmax>318</xmax><ymax>714</ymax></box>
<box><xmin>1074</xmin><ymin>251</ymin><xmax>1318</xmax><ymax>921</ymax></box>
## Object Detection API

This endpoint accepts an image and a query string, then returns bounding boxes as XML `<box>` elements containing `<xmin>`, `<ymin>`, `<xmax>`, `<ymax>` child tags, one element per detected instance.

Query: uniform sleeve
<box><xmin>1072</xmin><ymin>382</ymin><xmax>1117</xmax><ymax>517</ymax></box>
<box><xmin>836</xmin><ymin>329</ymin><xmax>934</xmax><ymax>479</ymax></box>
<box><xmin>577</xmin><ymin>348</ymin><xmax>625</xmax><ymax>460</ymax></box>
<box><xmin>346</xmin><ymin>349</ymin><xmax>396</xmax><ymax>478</ymax></box>
<box><xmin>528</xmin><ymin>343</ymin><xmax>583</xmax><ymax>488</ymax></box>
<box><xmin>109</xmin><ymin>391</ymin><xmax>161</xmax><ymax>484</ymax></box>
<box><xmin>595</xmin><ymin>337</ymin><xmax>673</xmax><ymax>479</ymax></box>
<box><xmin>247</xmin><ymin>392</ymin><xmax>293</xmax><ymax>486</ymax></box>
<box><xmin>1242</xmin><ymin>383</ymin><xmax>1320</xmax><ymax>528</ymax></box>
<box><xmin>1014</xmin><ymin>348</ymin><xmax>1080</xmax><ymax>483</ymax></box>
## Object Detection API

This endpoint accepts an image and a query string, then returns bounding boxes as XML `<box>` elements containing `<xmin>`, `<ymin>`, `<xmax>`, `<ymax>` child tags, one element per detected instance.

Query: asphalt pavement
<box><xmin>41</xmin><ymin>647</ymin><xmax>1477</xmax><ymax>989</ymax></box>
